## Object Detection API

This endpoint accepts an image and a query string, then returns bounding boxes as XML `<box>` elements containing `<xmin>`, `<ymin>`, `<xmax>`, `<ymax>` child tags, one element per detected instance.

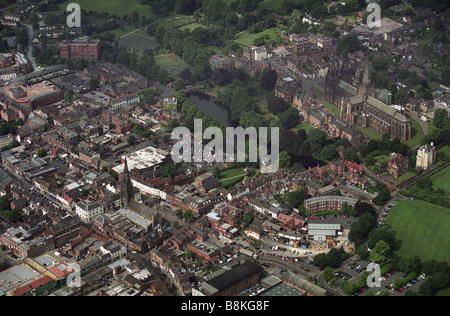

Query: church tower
<box><xmin>325</xmin><ymin>61</ymin><xmax>339</xmax><ymax>104</ymax></box>
<box><xmin>121</xmin><ymin>158</ymin><xmax>134</xmax><ymax>209</ymax></box>
<box><xmin>358</xmin><ymin>59</ymin><xmax>375</xmax><ymax>101</ymax></box>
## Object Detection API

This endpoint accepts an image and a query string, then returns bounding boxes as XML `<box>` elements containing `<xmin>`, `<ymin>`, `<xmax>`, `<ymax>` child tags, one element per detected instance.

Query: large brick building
<box><xmin>60</xmin><ymin>38</ymin><xmax>101</xmax><ymax>61</ymax></box>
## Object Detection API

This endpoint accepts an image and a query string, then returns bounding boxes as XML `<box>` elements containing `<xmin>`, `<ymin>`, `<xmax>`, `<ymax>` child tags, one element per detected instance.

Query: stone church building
<box><xmin>324</xmin><ymin>59</ymin><xmax>411</xmax><ymax>141</ymax></box>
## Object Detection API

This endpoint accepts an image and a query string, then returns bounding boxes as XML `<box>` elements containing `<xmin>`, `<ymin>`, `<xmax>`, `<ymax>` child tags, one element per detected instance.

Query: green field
<box><xmin>259</xmin><ymin>0</ymin><xmax>288</xmax><ymax>11</ymax></box>
<box><xmin>319</xmin><ymin>98</ymin><xmax>341</xmax><ymax>118</ymax></box>
<box><xmin>179</xmin><ymin>23</ymin><xmax>208</xmax><ymax>31</ymax></box>
<box><xmin>403</xmin><ymin>118</ymin><xmax>425</xmax><ymax>148</ymax></box>
<box><xmin>356</xmin><ymin>125</ymin><xmax>383</xmax><ymax>141</ymax></box>
<box><xmin>395</xmin><ymin>170</ymin><xmax>416</xmax><ymax>184</ymax></box>
<box><xmin>235</xmin><ymin>27</ymin><xmax>280</xmax><ymax>47</ymax></box>
<box><xmin>159</xmin><ymin>15</ymin><xmax>196</xmax><ymax>29</ymax></box>
<box><xmin>219</xmin><ymin>168</ymin><xmax>247</xmax><ymax>188</ymax></box>
<box><xmin>219</xmin><ymin>168</ymin><xmax>247</xmax><ymax>180</ymax></box>
<box><xmin>386</xmin><ymin>199</ymin><xmax>450</xmax><ymax>263</ymax></box>
<box><xmin>291</xmin><ymin>121</ymin><xmax>317</xmax><ymax>134</ymax></box>
<box><xmin>430</xmin><ymin>165</ymin><xmax>450</xmax><ymax>193</ymax></box>
<box><xmin>60</xmin><ymin>0</ymin><xmax>153</xmax><ymax>17</ymax></box>
<box><xmin>437</xmin><ymin>145</ymin><xmax>450</xmax><ymax>157</ymax></box>
<box><xmin>155</xmin><ymin>54</ymin><xmax>189</xmax><ymax>71</ymax></box>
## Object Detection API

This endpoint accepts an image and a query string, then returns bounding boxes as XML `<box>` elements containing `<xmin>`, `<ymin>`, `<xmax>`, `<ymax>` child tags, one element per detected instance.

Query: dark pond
<box><xmin>186</xmin><ymin>92</ymin><xmax>234</xmax><ymax>127</ymax></box>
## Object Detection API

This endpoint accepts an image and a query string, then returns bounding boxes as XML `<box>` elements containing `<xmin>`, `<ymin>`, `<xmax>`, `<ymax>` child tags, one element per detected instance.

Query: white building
<box><xmin>100</xmin><ymin>240</ymin><xmax>127</xmax><ymax>259</ymax></box>
<box><xmin>131</xmin><ymin>177</ymin><xmax>166</xmax><ymax>200</ymax></box>
<box><xmin>75</xmin><ymin>201</ymin><xmax>104</xmax><ymax>223</ymax></box>
<box><xmin>416</xmin><ymin>142</ymin><xmax>436</xmax><ymax>170</ymax></box>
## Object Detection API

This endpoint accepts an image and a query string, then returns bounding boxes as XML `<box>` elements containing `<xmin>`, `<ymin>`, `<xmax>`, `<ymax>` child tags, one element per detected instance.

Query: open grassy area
<box><xmin>219</xmin><ymin>168</ymin><xmax>247</xmax><ymax>180</ymax></box>
<box><xmin>356</xmin><ymin>125</ymin><xmax>383</xmax><ymax>141</ymax></box>
<box><xmin>437</xmin><ymin>145</ymin><xmax>450</xmax><ymax>160</ymax></box>
<box><xmin>291</xmin><ymin>121</ymin><xmax>317</xmax><ymax>134</ymax></box>
<box><xmin>395</xmin><ymin>171</ymin><xmax>416</xmax><ymax>184</ymax></box>
<box><xmin>319</xmin><ymin>99</ymin><xmax>341</xmax><ymax>118</ymax></box>
<box><xmin>430</xmin><ymin>165</ymin><xmax>450</xmax><ymax>193</ymax></box>
<box><xmin>179</xmin><ymin>23</ymin><xmax>208</xmax><ymax>31</ymax></box>
<box><xmin>259</xmin><ymin>0</ymin><xmax>289</xmax><ymax>11</ymax></box>
<box><xmin>219</xmin><ymin>168</ymin><xmax>248</xmax><ymax>188</ymax></box>
<box><xmin>235</xmin><ymin>27</ymin><xmax>280</xmax><ymax>47</ymax></box>
<box><xmin>403</xmin><ymin>118</ymin><xmax>425</xmax><ymax>148</ymax></box>
<box><xmin>60</xmin><ymin>0</ymin><xmax>153</xmax><ymax>17</ymax></box>
<box><xmin>159</xmin><ymin>15</ymin><xmax>195</xmax><ymax>29</ymax></box>
<box><xmin>386</xmin><ymin>199</ymin><xmax>450</xmax><ymax>263</ymax></box>
<box><xmin>155</xmin><ymin>54</ymin><xmax>189</xmax><ymax>72</ymax></box>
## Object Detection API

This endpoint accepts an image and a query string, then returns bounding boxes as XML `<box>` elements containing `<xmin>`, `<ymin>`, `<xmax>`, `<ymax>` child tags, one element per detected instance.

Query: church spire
<box><xmin>362</xmin><ymin>58</ymin><xmax>372</xmax><ymax>86</ymax></box>
<box><xmin>121</xmin><ymin>157</ymin><xmax>134</xmax><ymax>208</ymax></box>
<box><xmin>358</xmin><ymin>59</ymin><xmax>375</xmax><ymax>100</ymax></box>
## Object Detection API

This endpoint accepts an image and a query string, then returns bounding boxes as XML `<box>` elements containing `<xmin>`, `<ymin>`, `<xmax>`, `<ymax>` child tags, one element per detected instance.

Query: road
<box><xmin>23</xmin><ymin>24</ymin><xmax>39</xmax><ymax>72</ymax></box>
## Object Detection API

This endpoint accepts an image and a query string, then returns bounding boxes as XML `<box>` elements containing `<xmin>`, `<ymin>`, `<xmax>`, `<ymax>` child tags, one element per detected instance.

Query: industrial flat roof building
<box><xmin>113</xmin><ymin>146</ymin><xmax>170</xmax><ymax>174</ymax></box>
<box><xmin>196</xmin><ymin>261</ymin><xmax>263</xmax><ymax>296</ymax></box>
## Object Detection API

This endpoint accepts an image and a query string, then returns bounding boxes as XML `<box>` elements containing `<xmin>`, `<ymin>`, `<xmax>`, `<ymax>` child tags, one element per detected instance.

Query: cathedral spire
<box><xmin>362</xmin><ymin>58</ymin><xmax>372</xmax><ymax>86</ymax></box>
<box><xmin>121</xmin><ymin>157</ymin><xmax>134</xmax><ymax>208</ymax></box>
<box><xmin>358</xmin><ymin>59</ymin><xmax>375</xmax><ymax>100</ymax></box>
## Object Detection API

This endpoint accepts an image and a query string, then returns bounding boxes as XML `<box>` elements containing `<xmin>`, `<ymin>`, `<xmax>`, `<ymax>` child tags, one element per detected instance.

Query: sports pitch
<box><xmin>386</xmin><ymin>199</ymin><xmax>450</xmax><ymax>263</ymax></box>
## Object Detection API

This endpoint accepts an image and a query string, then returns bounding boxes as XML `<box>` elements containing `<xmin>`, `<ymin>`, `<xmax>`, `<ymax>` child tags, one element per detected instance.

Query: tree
<box><xmin>37</xmin><ymin>149</ymin><xmax>47</xmax><ymax>158</ymax></box>
<box><xmin>212</xmin><ymin>68</ymin><xmax>232</xmax><ymax>86</ymax></box>
<box><xmin>344</xmin><ymin>149</ymin><xmax>359</xmax><ymax>162</ymax></box>
<box><xmin>267</xmin><ymin>96</ymin><xmax>289</xmax><ymax>115</ymax></box>
<box><xmin>368</xmin><ymin>225</ymin><xmax>397</xmax><ymax>250</ymax></box>
<box><xmin>278</xmin><ymin>107</ymin><xmax>300</xmax><ymax>130</ymax></box>
<box><xmin>320</xmin><ymin>145</ymin><xmax>339</xmax><ymax>161</ymax></box>
<box><xmin>286</xmin><ymin>187</ymin><xmax>308</xmax><ymax>208</ymax></box>
<box><xmin>212</xmin><ymin>167</ymin><xmax>221</xmax><ymax>179</ymax></box>
<box><xmin>337</xmin><ymin>35</ymin><xmax>361</xmax><ymax>56</ymax></box>
<box><xmin>279</xmin><ymin>151</ymin><xmax>291</xmax><ymax>168</ymax></box>
<box><xmin>260</xmin><ymin>69</ymin><xmax>278</xmax><ymax>91</ymax></box>
<box><xmin>65</xmin><ymin>90</ymin><xmax>75</xmax><ymax>104</ymax></box>
<box><xmin>183</xmin><ymin>210</ymin><xmax>194</xmax><ymax>221</ymax></box>
<box><xmin>370</xmin><ymin>240</ymin><xmax>392</xmax><ymax>266</ymax></box>
<box><xmin>127</xmin><ymin>135</ymin><xmax>137</xmax><ymax>146</ymax></box>
<box><xmin>243</xmin><ymin>213</ymin><xmax>256</xmax><ymax>227</ymax></box>
<box><xmin>89</xmin><ymin>78</ymin><xmax>100</xmax><ymax>91</ymax></box>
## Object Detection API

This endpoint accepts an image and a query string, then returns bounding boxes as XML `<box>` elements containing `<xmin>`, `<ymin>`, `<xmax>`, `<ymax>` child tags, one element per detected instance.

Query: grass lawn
<box><xmin>386</xmin><ymin>199</ymin><xmax>450</xmax><ymax>263</ymax></box>
<box><xmin>106</xmin><ymin>24</ymin><xmax>138</xmax><ymax>38</ymax></box>
<box><xmin>373</xmin><ymin>154</ymin><xmax>390</xmax><ymax>164</ymax></box>
<box><xmin>219</xmin><ymin>168</ymin><xmax>247</xmax><ymax>180</ymax></box>
<box><xmin>235</xmin><ymin>27</ymin><xmax>280</xmax><ymax>47</ymax></box>
<box><xmin>159</xmin><ymin>15</ymin><xmax>195</xmax><ymax>29</ymax></box>
<box><xmin>356</xmin><ymin>125</ymin><xmax>383</xmax><ymax>141</ymax></box>
<box><xmin>430</xmin><ymin>165</ymin><xmax>450</xmax><ymax>193</ymax></box>
<box><xmin>291</xmin><ymin>121</ymin><xmax>317</xmax><ymax>134</ymax></box>
<box><xmin>313</xmin><ymin>86</ymin><xmax>325</xmax><ymax>98</ymax></box>
<box><xmin>60</xmin><ymin>0</ymin><xmax>153</xmax><ymax>17</ymax></box>
<box><xmin>403</xmin><ymin>118</ymin><xmax>424</xmax><ymax>148</ymax></box>
<box><xmin>319</xmin><ymin>99</ymin><xmax>341</xmax><ymax>118</ymax></box>
<box><xmin>395</xmin><ymin>171</ymin><xmax>416</xmax><ymax>184</ymax></box>
<box><xmin>259</xmin><ymin>0</ymin><xmax>289</xmax><ymax>11</ymax></box>
<box><xmin>219</xmin><ymin>168</ymin><xmax>247</xmax><ymax>188</ymax></box>
<box><xmin>437</xmin><ymin>145</ymin><xmax>450</xmax><ymax>157</ymax></box>
<box><xmin>179</xmin><ymin>23</ymin><xmax>208</xmax><ymax>31</ymax></box>
<box><xmin>155</xmin><ymin>54</ymin><xmax>189</xmax><ymax>71</ymax></box>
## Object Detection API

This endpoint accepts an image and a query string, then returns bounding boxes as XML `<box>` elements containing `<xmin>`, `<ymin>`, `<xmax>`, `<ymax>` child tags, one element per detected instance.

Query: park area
<box><xmin>386</xmin><ymin>199</ymin><xmax>450</xmax><ymax>263</ymax></box>
<box><xmin>235</xmin><ymin>27</ymin><xmax>281</xmax><ymax>47</ymax></box>
<box><xmin>219</xmin><ymin>169</ymin><xmax>248</xmax><ymax>188</ymax></box>
<box><xmin>429</xmin><ymin>165</ymin><xmax>450</xmax><ymax>193</ymax></box>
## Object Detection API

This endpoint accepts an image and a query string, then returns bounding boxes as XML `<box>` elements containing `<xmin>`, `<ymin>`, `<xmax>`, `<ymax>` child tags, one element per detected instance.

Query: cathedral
<box><xmin>325</xmin><ymin>59</ymin><xmax>412</xmax><ymax>141</ymax></box>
